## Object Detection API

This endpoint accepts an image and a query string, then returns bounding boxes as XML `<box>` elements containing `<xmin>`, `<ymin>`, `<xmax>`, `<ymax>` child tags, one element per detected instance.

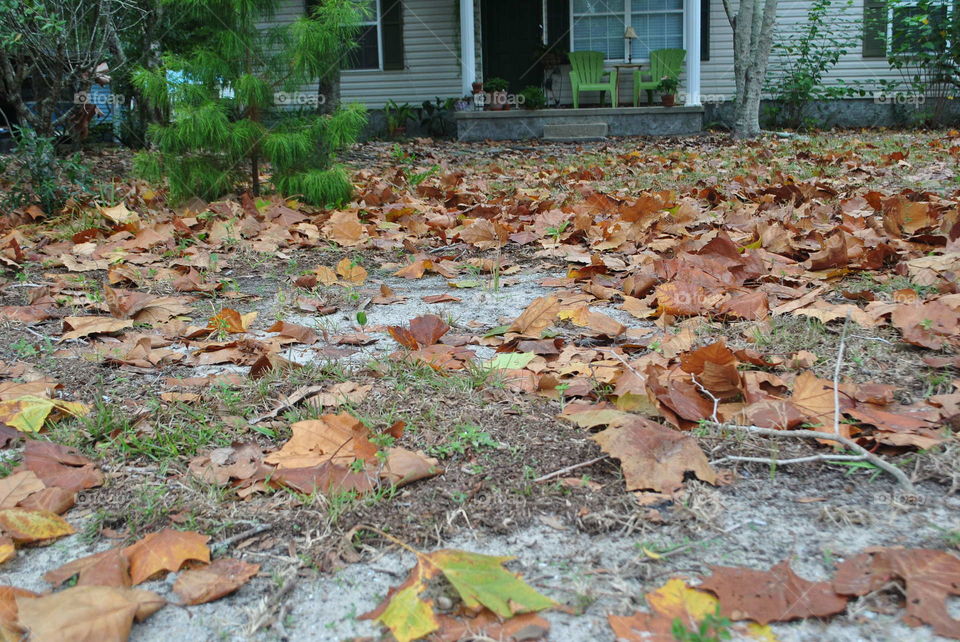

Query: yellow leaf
<box><xmin>335</xmin><ymin>258</ymin><xmax>367</xmax><ymax>284</ymax></box>
<box><xmin>646</xmin><ymin>578</ymin><xmax>718</xmax><ymax>622</ymax></box>
<box><xmin>640</xmin><ymin>546</ymin><xmax>663</xmax><ymax>560</ymax></box>
<box><xmin>0</xmin><ymin>508</ymin><xmax>75</xmax><ymax>543</ymax></box>
<box><xmin>0</xmin><ymin>536</ymin><xmax>14</xmax><ymax>564</ymax></box>
<box><xmin>0</xmin><ymin>396</ymin><xmax>88</xmax><ymax>433</ymax></box>
<box><xmin>99</xmin><ymin>203</ymin><xmax>139</xmax><ymax>225</ymax></box>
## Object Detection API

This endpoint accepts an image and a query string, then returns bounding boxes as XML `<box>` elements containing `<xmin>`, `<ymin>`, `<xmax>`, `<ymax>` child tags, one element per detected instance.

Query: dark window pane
<box><xmin>347</xmin><ymin>26</ymin><xmax>379</xmax><ymax>69</ymax></box>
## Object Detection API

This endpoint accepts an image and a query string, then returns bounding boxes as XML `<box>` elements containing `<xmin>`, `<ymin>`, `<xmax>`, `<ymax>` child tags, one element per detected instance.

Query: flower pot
<box><xmin>486</xmin><ymin>90</ymin><xmax>508</xmax><ymax>111</ymax></box>
<box><xmin>661</xmin><ymin>94</ymin><xmax>675</xmax><ymax>107</ymax></box>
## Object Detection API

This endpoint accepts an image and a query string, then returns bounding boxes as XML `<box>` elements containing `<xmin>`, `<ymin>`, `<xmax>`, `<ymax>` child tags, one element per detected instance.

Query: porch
<box><xmin>454</xmin><ymin>105</ymin><xmax>703</xmax><ymax>142</ymax></box>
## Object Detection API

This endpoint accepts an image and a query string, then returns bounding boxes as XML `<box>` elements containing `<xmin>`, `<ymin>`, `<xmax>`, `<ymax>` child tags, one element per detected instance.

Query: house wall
<box><xmin>273</xmin><ymin>0</ymin><xmax>465</xmax><ymax>109</ymax></box>
<box><xmin>701</xmin><ymin>0</ymin><xmax>898</xmax><ymax>102</ymax></box>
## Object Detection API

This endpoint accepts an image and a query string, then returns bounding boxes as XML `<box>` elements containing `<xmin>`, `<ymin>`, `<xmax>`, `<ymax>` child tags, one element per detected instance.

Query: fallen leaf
<box><xmin>0</xmin><ymin>507</ymin><xmax>75</xmax><ymax>543</ymax></box>
<box><xmin>124</xmin><ymin>529</ymin><xmax>211</xmax><ymax>585</ymax></box>
<box><xmin>699</xmin><ymin>560</ymin><xmax>848</xmax><ymax>624</ymax></box>
<box><xmin>61</xmin><ymin>316</ymin><xmax>134</xmax><ymax>340</ymax></box>
<box><xmin>508</xmin><ymin>296</ymin><xmax>559</xmax><ymax>338</ymax></box>
<box><xmin>0</xmin><ymin>470</ymin><xmax>45</xmax><ymax>509</ymax></box>
<box><xmin>0</xmin><ymin>397</ymin><xmax>89</xmax><ymax>433</ymax></box>
<box><xmin>16</xmin><ymin>585</ymin><xmax>164</xmax><ymax>642</ymax></box>
<box><xmin>592</xmin><ymin>418</ymin><xmax>717</xmax><ymax>492</ymax></box>
<box><xmin>172</xmin><ymin>558</ymin><xmax>260</xmax><ymax>605</ymax></box>
<box><xmin>22</xmin><ymin>440</ymin><xmax>103</xmax><ymax>491</ymax></box>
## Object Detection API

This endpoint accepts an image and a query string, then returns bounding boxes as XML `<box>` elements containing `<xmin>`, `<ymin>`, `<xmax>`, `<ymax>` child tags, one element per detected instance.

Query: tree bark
<box><xmin>724</xmin><ymin>0</ymin><xmax>779</xmax><ymax>139</ymax></box>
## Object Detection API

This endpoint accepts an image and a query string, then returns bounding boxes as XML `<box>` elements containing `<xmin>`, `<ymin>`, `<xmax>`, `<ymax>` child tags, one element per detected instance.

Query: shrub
<box><xmin>0</xmin><ymin>126</ymin><xmax>90</xmax><ymax>214</ymax></box>
<box><xmin>519</xmin><ymin>86</ymin><xmax>547</xmax><ymax>110</ymax></box>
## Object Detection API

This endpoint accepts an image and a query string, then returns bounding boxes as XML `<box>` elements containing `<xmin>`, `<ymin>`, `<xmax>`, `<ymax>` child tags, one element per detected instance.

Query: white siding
<box><xmin>702</xmin><ymin>0</ymin><xmax>901</xmax><ymax>101</ymax></box>
<box><xmin>268</xmin><ymin>0</ymin><xmax>909</xmax><ymax>108</ymax></box>
<box><xmin>273</xmin><ymin>0</ymin><xmax>464</xmax><ymax>108</ymax></box>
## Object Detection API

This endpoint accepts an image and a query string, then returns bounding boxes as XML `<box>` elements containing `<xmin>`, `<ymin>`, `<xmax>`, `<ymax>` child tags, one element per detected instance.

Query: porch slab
<box><xmin>454</xmin><ymin>106</ymin><xmax>703</xmax><ymax>142</ymax></box>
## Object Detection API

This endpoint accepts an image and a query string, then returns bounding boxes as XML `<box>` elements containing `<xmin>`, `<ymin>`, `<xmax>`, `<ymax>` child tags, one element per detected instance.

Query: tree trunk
<box><xmin>318</xmin><ymin>74</ymin><xmax>340</xmax><ymax>116</ymax></box>
<box><xmin>723</xmin><ymin>0</ymin><xmax>779</xmax><ymax>139</ymax></box>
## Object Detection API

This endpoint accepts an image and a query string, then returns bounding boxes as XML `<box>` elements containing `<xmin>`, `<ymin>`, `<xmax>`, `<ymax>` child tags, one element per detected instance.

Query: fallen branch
<box><xmin>833</xmin><ymin>312</ymin><xmax>852</xmax><ymax>436</ymax></box>
<box><xmin>706</xmin><ymin>421</ymin><xmax>915</xmax><ymax>491</ymax></box>
<box><xmin>533</xmin><ymin>455</ymin><xmax>609</xmax><ymax>484</ymax></box>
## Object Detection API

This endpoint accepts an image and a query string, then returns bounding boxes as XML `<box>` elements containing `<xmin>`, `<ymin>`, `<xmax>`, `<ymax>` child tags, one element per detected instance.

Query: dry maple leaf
<box><xmin>698</xmin><ymin>560</ymin><xmax>848</xmax><ymax>624</ymax></box>
<box><xmin>16</xmin><ymin>585</ymin><xmax>164</xmax><ymax>642</ymax></box>
<box><xmin>265</xmin><ymin>413</ymin><xmax>378</xmax><ymax>469</ymax></box>
<box><xmin>173</xmin><ymin>558</ymin><xmax>260</xmax><ymax>605</ymax></box>
<box><xmin>592</xmin><ymin>418</ymin><xmax>717</xmax><ymax>492</ymax></box>
<box><xmin>678</xmin><ymin>341</ymin><xmax>742</xmax><ymax>400</ymax></box>
<box><xmin>834</xmin><ymin>547</ymin><xmax>960</xmax><ymax>638</ymax></box>
<box><xmin>0</xmin><ymin>507</ymin><xmax>74</xmax><ymax>544</ymax></box>
<box><xmin>508</xmin><ymin>296</ymin><xmax>560</xmax><ymax>338</ymax></box>
<box><xmin>124</xmin><ymin>529</ymin><xmax>211</xmax><ymax>585</ymax></box>
<box><xmin>61</xmin><ymin>316</ymin><xmax>134</xmax><ymax>341</ymax></box>
<box><xmin>408</xmin><ymin>314</ymin><xmax>450</xmax><ymax>346</ymax></box>
<box><xmin>45</xmin><ymin>547</ymin><xmax>132</xmax><ymax>588</ymax></box>
<box><xmin>0</xmin><ymin>470</ymin><xmax>45</xmax><ymax>509</ymax></box>
<box><xmin>0</xmin><ymin>585</ymin><xmax>39</xmax><ymax>636</ymax></box>
<box><xmin>22</xmin><ymin>440</ymin><xmax>104</xmax><ymax>492</ymax></box>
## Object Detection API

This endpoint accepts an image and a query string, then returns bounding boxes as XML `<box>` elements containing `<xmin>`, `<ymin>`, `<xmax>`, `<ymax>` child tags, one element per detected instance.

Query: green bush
<box><xmin>0</xmin><ymin>126</ymin><xmax>90</xmax><ymax>214</ymax></box>
<box><xmin>519</xmin><ymin>86</ymin><xmax>547</xmax><ymax>110</ymax></box>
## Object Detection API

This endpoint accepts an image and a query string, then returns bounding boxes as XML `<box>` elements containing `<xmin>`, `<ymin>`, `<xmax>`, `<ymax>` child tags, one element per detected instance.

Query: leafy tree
<box><xmin>133</xmin><ymin>0</ymin><xmax>368</xmax><ymax>206</ymax></box>
<box><xmin>0</xmin><ymin>0</ymin><xmax>145</xmax><ymax>138</ymax></box>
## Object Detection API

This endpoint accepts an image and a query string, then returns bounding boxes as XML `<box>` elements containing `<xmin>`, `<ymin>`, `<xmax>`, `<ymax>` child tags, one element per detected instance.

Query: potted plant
<box><xmin>384</xmin><ymin>99</ymin><xmax>415</xmax><ymax>138</ymax></box>
<box><xmin>519</xmin><ymin>86</ymin><xmax>547</xmax><ymax>110</ymax></box>
<box><xmin>658</xmin><ymin>76</ymin><xmax>679</xmax><ymax>107</ymax></box>
<box><xmin>484</xmin><ymin>77</ymin><xmax>509</xmax><ymax>111</ymax></box>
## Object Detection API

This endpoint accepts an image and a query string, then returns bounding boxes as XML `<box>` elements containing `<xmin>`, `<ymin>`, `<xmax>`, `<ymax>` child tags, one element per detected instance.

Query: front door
<box><xmin>481</xmin><ymin>0</ymin><xmax>543</xmax><ymax>93</ymax></box>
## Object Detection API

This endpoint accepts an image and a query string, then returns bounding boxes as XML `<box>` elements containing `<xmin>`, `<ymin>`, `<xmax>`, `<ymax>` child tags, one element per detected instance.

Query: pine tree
<box><xmin>132</xmin><ymin>0</ymin><xmax>367</xmax><ymax>205</ymax></box>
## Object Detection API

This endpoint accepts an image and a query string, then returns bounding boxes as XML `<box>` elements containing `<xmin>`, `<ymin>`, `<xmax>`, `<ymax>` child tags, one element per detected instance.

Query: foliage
<box><xmin>484</xmin><ymin>77</ymin><xmax>509</xmax><ymax>92</ymax></box>
<box><xmin>384</xmin><ymin>100</ymin><xmax>415</xmax><ymax>138</ymax></box>
<box><xmin>133</xmin><ymin>0</ymin><xmax>368</xmax><ymax>206</ymax></box>
<box><xmin>657</xmin><ymin>76</ymin><xmax>680</xmax><ymax>94</ymax></box>
<box><xmin>0</xmin><ymin>0</ymin><xmax>149</xmax><ymax>139</ymax></box>
<box><xmin>878</xmin><ymin>0</ymin><xmax>960</xmax><ymax>125</ymax></box>
<box><xmin>418</xmin><ymin>97</ymin><xmax>455</xmax><ymax>138</ymax></box>
<box><xmin>0</xmin><ymin>126</ymin><xmax>91</xmax><ymax>213</ymax></box>
<box><xmin>765</xmin><ymin>0</ymin><xmax>860</xmax><ymax>129</ymax></box>
<box><xmin>519</xmin><ymin>86</ymin><xmax>547</xmax><ymax>110</ymax></box>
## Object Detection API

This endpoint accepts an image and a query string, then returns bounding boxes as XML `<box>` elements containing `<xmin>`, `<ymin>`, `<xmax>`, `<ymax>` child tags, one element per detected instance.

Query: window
<box><xmin>347</xmin><ymin>0</ymin><xmax>380</xmax><ymax>70</ymax></box>
<box><xmin>305</xmin><ymin>0</ymin><xmax>403</xmax><ymax>71</ymax></box>
<box><xmin>571</xmin><ymin>0</ymin><xmax>684</xmax><ymax>61</ymax></box>
<box><xmin>863</xmin><ymin>0</ymin><xmax>953</xmax><ymax>58</ymax></box>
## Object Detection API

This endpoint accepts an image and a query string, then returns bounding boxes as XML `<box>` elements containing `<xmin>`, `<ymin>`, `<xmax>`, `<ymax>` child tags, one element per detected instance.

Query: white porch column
<box><xmin>460</xmin><ymin>0</ymin><xmax>476</xmax><ymax>96</ymax></box>
<box><xmin>684</xmin><ymin>0</ymin><xmax>701</xmax><ymax>106</ymax></box>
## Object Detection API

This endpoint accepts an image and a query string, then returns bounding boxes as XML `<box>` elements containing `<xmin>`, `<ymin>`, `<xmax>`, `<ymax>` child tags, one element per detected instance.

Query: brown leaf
<box><xmin>324</xmin><ymin>210</ymin><xmax>366</xmax><ymax>246</ymax></box>
<box><xmin>187</xmin><ymin>443</ymin><xmax>263</xmax><ymax>485</ymax></box>
<box><xmin>16</xmin><ymin>585</ymin><xmax>164</xmax><ymax>642</ymax></box>
<box><xmin>508</xmin><ymin>296</ymin><xmax>560</xmax><ymax>338</ymax></box>
<box><xmin>409</xmin><ymin>315</ymin><xmax>450</xmax><ymax>347</ymax></box>
<box><xmin>271</xmin><ymin>462</ymin><xmax>374</xmax><ymax>496</ymax></box>
<box><xmin>45</xmin><ymin>547</ymin><xmax>131</xmax><ymax>588</ymax></box>
<box><xmin>124</xmin><ymin>529</ymin><xmax>211</xmax><ymax>585</ymax></box>
<box><xmin>791</xmin><ymin>371</ymin><xmax>848</xmax><ymax>437</ymax></box>
<box><xmin>834</xmin><ymin>548</ymin><xmax>960</xmax><ymax>638</ymax></box>
<box><xmin>592</xmin><ymin>418</ymin><xmax>717</xmax><ymax>492</ymax></box>
<box><xmin>22</xmin><ymin>440</ymin><xmax>104</xmax><ymax>492</ymax></box>
<box><xmin>265</xmin><ymin>320</ymin><xmax>318</xmax><ymax>345</ymax></box>
<box><xmin>387</xmin><ymin>325</ymin><xmax>419</xmax><ymax>349</ymax></box>
<box><xmin>0</xmin><ymin>470</ymin><xmax>45</xmax><ymax>509</ymax></box>
<box><xmin>264</xmin><ymin>414</ymin><xmax>378</xmax><ymax>469</ymax></box>
<box><xmin>0</xmin><ymin>585</ymin><xmax>39</xmax><ymax>636</ymax></box>
<box><xmin>379</xmin><ymin>448</ymin><xmax>442</xmax><ymax>487</ymax></box>
<box><xmin>61</xmin><ymin>316</ymin><xmax>133</xmax><ymax>341</ymax></box>
<box><xmin>892</xmin><ymin>302</ymin><xmax>959</xmax><ymax>350</ymax></box>
<box><xmin>173</xmin><ymin>558</ymin><xmax>260</xmax><ymax>605</ymax></box>
<box><xmin>699</xmin><ymin>560</ymin><xmax>848</xmax><ymax>624</ymax></box>
<box><xmin>207</xmin><ymin>308</ymin><xmax>256</xmax><ymax>334</ymax></box>
<box><xmin>678</xmin><ymin>342</ymin><xmax>742</xmax><ymax>400</ymax></box>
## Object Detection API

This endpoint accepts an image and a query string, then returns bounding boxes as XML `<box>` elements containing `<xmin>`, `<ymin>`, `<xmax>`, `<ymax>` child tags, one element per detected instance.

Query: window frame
<box><xmin>569</xmin><ymin>0</ymin><xmax>685</xmax><ymax>63</ymax></box>
<box><xmin>343</xmin><ymin>0</ymin><xmax>383</xmax><ymax>73</ymax></box>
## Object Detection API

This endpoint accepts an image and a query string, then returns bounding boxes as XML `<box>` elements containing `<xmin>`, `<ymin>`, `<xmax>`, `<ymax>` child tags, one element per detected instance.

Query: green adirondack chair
<box><xmin>569</xmin><ymin>51</ymin><xmax>617</xmax><ymax>108</ymax></box>
<box><xmin>633</xmin><ymin>48</ymin><xmax>686</xmax><ymax>106</ymax></box>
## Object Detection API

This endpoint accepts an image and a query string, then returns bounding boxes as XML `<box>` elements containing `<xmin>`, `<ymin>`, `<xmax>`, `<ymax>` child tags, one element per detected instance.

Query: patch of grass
<box><xmin>428</xmin><ymin>423</ymin><xmax>499</xmax><ymax>459</ymax></box>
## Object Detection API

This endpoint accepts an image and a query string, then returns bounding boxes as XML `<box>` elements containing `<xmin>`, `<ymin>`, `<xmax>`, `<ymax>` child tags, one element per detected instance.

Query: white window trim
<box><xmin>569</xmin><ymin>1</ymin><xmax>685</xmax><ymax>63</ymax></box>
<box><xmin>343</xmin><ymin>0</ymin><xmax>383</xmax><ymax>73</ymax></box>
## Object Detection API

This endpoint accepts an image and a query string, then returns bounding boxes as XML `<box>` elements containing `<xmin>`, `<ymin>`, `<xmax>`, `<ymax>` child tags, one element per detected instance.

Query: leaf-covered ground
<box><xmin>1</xmin><ymin>131</ymin><xmax>960</xmax><ymax>640</ymax></box>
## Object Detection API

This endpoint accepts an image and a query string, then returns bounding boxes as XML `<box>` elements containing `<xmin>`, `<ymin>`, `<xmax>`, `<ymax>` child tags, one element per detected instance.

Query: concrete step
<box><xmin>543</xmin><ymin>122</ymin><xmax>608</xmax><ymax>141</ymax></box>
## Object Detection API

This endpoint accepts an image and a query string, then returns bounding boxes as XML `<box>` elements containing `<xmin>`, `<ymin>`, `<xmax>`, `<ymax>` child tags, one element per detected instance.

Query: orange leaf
<box><xmin>173</xmin><ymin>558</ymin><xmax>260</xmax><ymax>605</ymax></box>
<box><xmin>124</xmin><ymin>529</ymin><xmax>211</xmax><ymax>585</ymax></box>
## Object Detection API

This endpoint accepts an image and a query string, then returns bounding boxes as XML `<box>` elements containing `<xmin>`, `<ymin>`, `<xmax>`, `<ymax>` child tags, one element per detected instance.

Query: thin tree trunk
<box><xmin>725</xmin><ymin>0</ymin><xmax>779</xmax><ymax>139</ymax></box>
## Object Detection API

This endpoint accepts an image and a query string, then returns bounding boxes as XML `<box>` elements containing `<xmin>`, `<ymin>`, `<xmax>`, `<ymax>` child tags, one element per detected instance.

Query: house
<box><xmin>272</xmin><ymin>0</ymin><xmax>956</xmax><ymax>139</ymax></box>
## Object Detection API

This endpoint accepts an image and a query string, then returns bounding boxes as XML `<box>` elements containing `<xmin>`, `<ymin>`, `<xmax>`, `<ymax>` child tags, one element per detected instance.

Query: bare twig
<box><xmin>707</xmin><ymin>422</ymin><xmax>914</xmax><ymax>491</ymax></box>
<box><xmin>833</xmin><ymin>312</ymin><xmax>852</xmax><ymax>436</ymax></box>
<box><xmin>533</xmin><ymin>455</ymin><xmax>610</xmax><ymax>484</ymax></box>
<box><xmin>711</xmin><ymin>454</ymin><xmax>868</xmax><ymax>466</ymax></box>
<box><xmin>211</xmin><ymin>523</ymin><xmax>273</xmax><ymax>555</ymax></box>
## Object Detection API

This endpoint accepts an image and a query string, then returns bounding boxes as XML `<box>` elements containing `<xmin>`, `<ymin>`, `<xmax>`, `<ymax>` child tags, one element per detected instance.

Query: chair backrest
<box><xmin>650</xmin><ymin>48</ymin><xmax>686</xmax><ymax>80</ymax></box>
<box><xmin>568</xmin><ymin>51</ymin><xmax>607</xmax><ymax>83</ymax></box>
